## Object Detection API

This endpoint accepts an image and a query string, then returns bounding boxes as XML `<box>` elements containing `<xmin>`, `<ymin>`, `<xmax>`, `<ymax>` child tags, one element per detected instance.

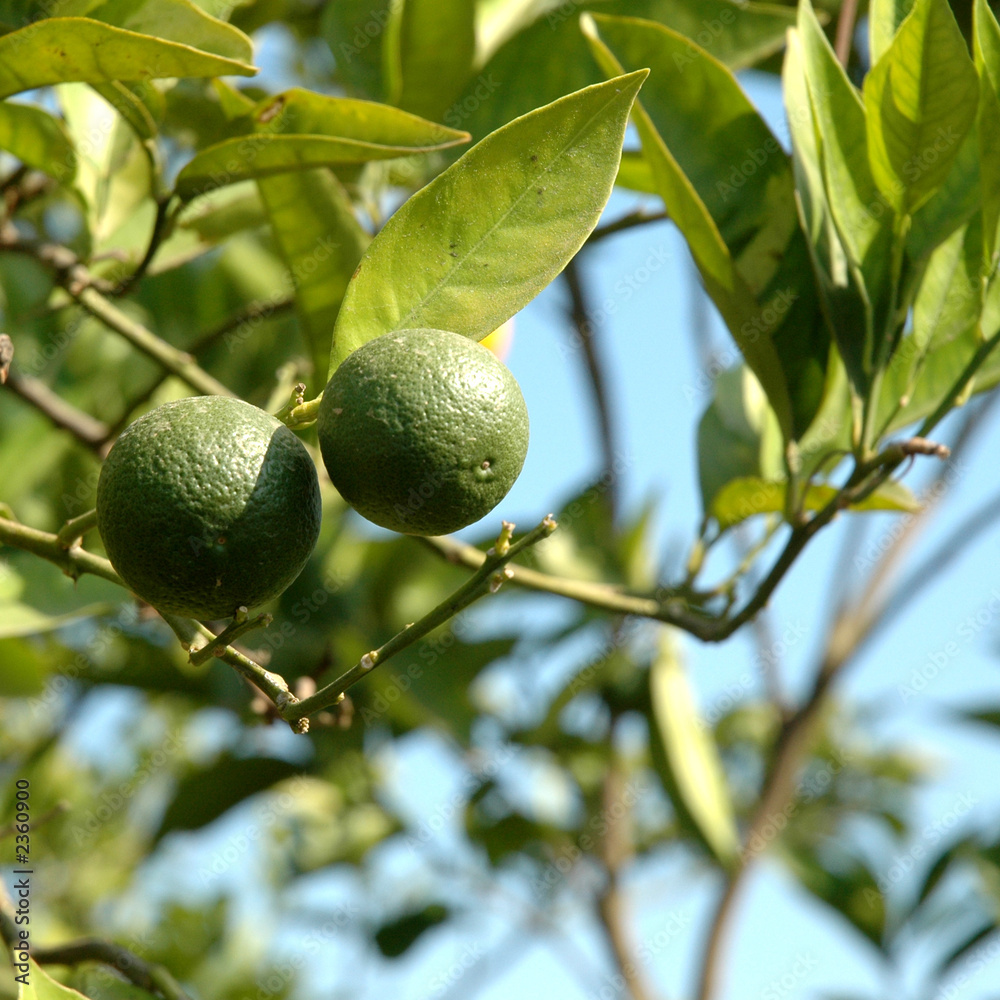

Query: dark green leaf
<box><xmin>0</xmin><ymin>99</ymin><xmax>76</xmax><ymax>181</ymax></box>
<box><xmin>374</xmin><ymin>904</ymin><xmax>449</xmax><ymax>958</ymax></box>
<box><xmin>155</xmin><ymin>755</ymin><xmax>302</xmax><ymax>841</ymax></box>
<box><xmin>974</xmin><ymin>0</ymin><xmax>1000</xmax><ymax>263</ymax></box>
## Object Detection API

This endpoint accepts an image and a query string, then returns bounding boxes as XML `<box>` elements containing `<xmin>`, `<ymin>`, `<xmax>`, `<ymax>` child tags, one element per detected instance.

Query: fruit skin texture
<box><xmin>97</xmin><ymin>396</ymin><xmax>322</xmax><ymax>620</ymax></box>
<box><xmin>317</xmin><ymin>328</ymin><xmax>529</xmax><ymax>536</ymax></box>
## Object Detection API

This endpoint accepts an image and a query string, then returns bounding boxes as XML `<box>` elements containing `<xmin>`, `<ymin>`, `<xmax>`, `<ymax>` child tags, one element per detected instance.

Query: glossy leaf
<box><xmin>710</xmin><ymin>476</ymin><xmax>920</xmax><ymax>530</ymax></box>
<box><xmin>329</xmin><ymin>70</ymin><xmax>647</xmax><ymax>373</ymax></box>
<box><xmin>258</xmin><ymin>167</ymin><xmax>370</xmax><ymax>390</ymax></box>
<box><xmin>864</xmin><ymin>0</ymin><xmax>979</xmax><ymax>216</ymax></box>
<box><xmin>393</xmin><ymin>0</ymin><xmax>475</xmax><ymax>121</ymax></box>
<box><xmin>649</xmin><ymin>629</ymin><xmax>740</xmax><ymax>869</ymax></box>
<box><xmin>0</xmin><ymin>18</ymin><xmax>256</xmax><ymax>99</ymax></box>
<box><xmin>584</xmin><ymin>15</ymin><xmax>796</xmax><ymax>439</ymax></box>
<box><xmin>974</xmin><ymin>0</ymin><xmax>1000</xmax><ymax>264</ymax></box>
<box><xmin>0</xmin><ymin>99</ymin><xmax>76</xmax><ymax>181</ymax></box>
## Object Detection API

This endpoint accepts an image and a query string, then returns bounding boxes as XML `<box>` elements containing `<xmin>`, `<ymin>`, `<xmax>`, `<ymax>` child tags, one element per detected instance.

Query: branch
<box><xmin>564</xmin><ymin>258</ymin><xmax>619</xmax><ymax>517</ymax></box>
<box><xmin>5</xmin><ymin>373</ymin><xmax>110</xmax><ymax>454</ymax></box>
<box><xmin>588</xmin><ymin>209</ymin><xmax>670</xmax><ymax>245</ymax></box>
<box><xmin>282</xmin><ymin>518</ymin><xmax>558</xmax><ymax>721</ymax></box>
<box><xmin>30</xmin><ymin>939</ymin><xmax>193</xmax><ymax>1000</ymax></box>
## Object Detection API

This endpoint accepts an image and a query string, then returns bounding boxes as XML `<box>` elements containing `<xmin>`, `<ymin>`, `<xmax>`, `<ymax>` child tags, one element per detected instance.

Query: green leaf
<box><xmin>869</xmin><ymin>0</ymin><xmax>916</xmax><ymax>63</ymax></box>
<box><xmin>155</xmin><ymin>755</ymin><xmax>302</xmax><ymax>841</ymax></box>
<box><xmin>648</xmin><ymin>628</ymin><xmax>740</xmax><ymax>869</ymax></box>
<box><xmin>796</xmin><ymin>0</ymin><xmax>894</xmax><ymax>394</ymax></box>
<box><xmin>0</xmin><ymin>600</ymin><xmax>118</xmax><ymax>639</ymax></box>
<box><xmin>257</xmin><ymin>167</ymin><xmax>370</xmax><ymax>390</ymax></box>
<box><xmin>696</xmin><ymin>365</ymin><xmax>784</xmax><ymax>514</ymax></box>
<box><xmin>18</xmin><ymin>961</ymin><xmax>91</xmax><ymax>1000</ymax></box>
<box><xmin>374</xmin><ymin>903</ymin><xmax>449</xmax><ymax>958</ymax></box>
<box><xmin>974</xmin><ymin>0</ymin><xmax>1000</xmax><ymax>264</ymax></box>
<box><xmin>328</xmin><ymin>70</ymin><xmax>647</xmax><ymax>373</ymax></box>
<box><xmin>864</xmin><ymin>0</ymin><xmax>980</xmax><ymax>216</ymax></box>
<box><xmin>90</xmin><ymin>79</ymin><xmax>164</xmax><ymax>141</ymax></box>
<box><xmin>0</xmin><ymin>18</ymin><xmax>256</xmax><ymax>99</ymax></box>
<box><xmin>86</xmin><ymin>0</ymin><xmax>253</xmax><ymax>62</ymax></box>
<box><xmin>615</xmin><ymin>149</ymin><xmax>656</xmax><ymax>194</ymax></box>
<box><xmin>584</xmin><ymin>15</ymin><xmax>796</xmax><ymax>439</ymax></box>
<box><xmin>0</xmin><ymin>637</ymin><xmax>52</xmax><ymax>696</ymax></box>
<box><xmin>0</xmin><ymin>100</ymin><xmax>76</xmax><ymax>182</ymax></box>
<box><xmin>710</xmin><ymin>476</ymin><xmax>921</xmax><ymax>530</ymax></box>
<box><xmin>392</xmin><ymin>0</ymin><xmax>475</xmax><ymax>122</ymax></box>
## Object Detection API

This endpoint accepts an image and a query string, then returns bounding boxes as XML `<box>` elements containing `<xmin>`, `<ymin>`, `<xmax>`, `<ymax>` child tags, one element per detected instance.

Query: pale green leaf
<box><xmin>258</xmin><ymin>168</ymin><xmax>370</xmax><ymax>390</ymax></box>
<box><xmin>0</xmin><ymin>600</ymin><xmax>118</xmax><ymax>639</ymax></box>
<box><xmin>0</xmin><ymin>18</ymin><xmax>256</xmax><ymax>99</ymax></box>
<box><xmin>329</xmin><ymin>70</ymin><xmax>647</xmax><ymax>373</ymax></box>
<box><xmin>0</xmin><ymin>100</ymin><xmax>76</xmax><ymax>181</ymax></box>
<box><xmin>393</xmin><ymin>0</ymin><xmax>475</xmax><ymax>121</ymax></box>
<box><xmin>869</xmin><ymin>0</ymin><xmax>916</xmax><ymax>64</ymax></box>
<box><xmin>864</xmin><ymin>0</ymin><xmax>979</xmax><ymax>215</ymax></box>
<box><xmin>90</xmin><ymin>79</ymin><xmax>164</xmax><ymax>142</ymax></box>
<box><xmin>18</xmin><ymin>961</ymin><xmax>92</xmax><ymax>1000</ymax></box>
<box><xmin>86</xmin><ymin>0</ymin><xmax>253</xmax><ymax>62</ymax></box>
<box><xmin>711</xmin><ymin>476</ymin><xmax>920</xmax><ymax>529</ymax></box>
<box><xmin>649</xmin><ymin>629</ymin><xmax>740</xmax><ymax>869</ymax></box>
<box><xmin>615</xmin><ymin>149</ymin><xmax>656</xmax><ymax>194</ymax></box>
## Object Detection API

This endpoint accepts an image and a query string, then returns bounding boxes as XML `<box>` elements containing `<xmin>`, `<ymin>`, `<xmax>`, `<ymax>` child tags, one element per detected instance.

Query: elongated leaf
<box><xmin>649</xmin><ymin>629</ymin><xmax>740</xmax><ymax>869</ymax></box>
<box><xmin>86</xmin><ymin>0</ymin><xmax>253</xmax><ymax>62</ymax></box>
<box><xmin>18</xmin><ymin>960</ymin><xmax>91</xmax><ymax>1000</ymax></box>
<box><xmin>615</xmin><ymin>149</ymin><xmax>656</xmax><ymax>194</ymax></box>
<box><xmin>864</xmin><ymin>0</ymin><xmax>979</xmax><ymax>216</ymax></box>
<box><xmin>393</xmin><ymin>0</ymin><xmax>475</xmax><ymax>121</ymax></box>
<box><xmin>91</xmin><ymin>79</ymin><xmax>164</xmax><ymax>141</ymax></box>
<box><xmin>974</xmin><ymin>0</ymin><xmax>1000</xmax><ymax>263</ymax></box>
<box><xmin>0</xmin><ymin>100</ymin><xmax>76</xmax><ymax>181</ymax></box>
<box><xmin>711</xmin><ymin>476</ymin><xmax>920</xmax><ymax>529</ymax></box>
<box><xmin>258</xmin><ymin>168</ymin><xmax>370</xmax><ymax>390</ymax></box>
<box><xmin>177</xmin><ymin>134</ymin><xmax>457</xmax><ymax>200</ymax></box>
<box><xmin>0</xmin><ymin>18</ymin><xmax>256</xmax><ymax>99</ymax></box>
<box><xmin>869</xmin><ymin>0</ymin><xmax>916</xmax><ymax>63</ymax></box>
<box><xmin>584</xmin><ymin>15</ymin><xmax>797</xmax><ymax>438</ymax></box>
<box><xmin>329</xmin><ymin>70</ymin><xmax>647</xmax><ymax>372</ymax></box>
<box><xmin>0</xmin><ymin>600</ymin><xmax>118</xmax><ymax>639</ymax></box>
<box><xmin>447</xmin><ymin>0</ymin><xmax>796</xmax><ymax>146</ymax></box>
<box><xmin>374</xmin><ymin>904</ymin><xmax>449</xmax><ymax>958</ymax></box>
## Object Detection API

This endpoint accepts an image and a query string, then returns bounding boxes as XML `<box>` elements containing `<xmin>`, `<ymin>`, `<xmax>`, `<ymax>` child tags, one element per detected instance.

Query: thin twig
<box><xmin>283</xmin><ymin>518</ymin><xmax>558</xmax><ymax>721</ymax></box>
<box><xmin>564</xmin><ymin>258</ymin><xmax>619</xmax><ymax>518</ymax></box>
<box><xmin>588</xmin><ymin>209</ymin><xmax>670</xmax><ymax>245</ymax></box>
<box><xmin>834</xmin><ymin>0</ymin><xmax>860</xmax><ymax>68</ymax></box>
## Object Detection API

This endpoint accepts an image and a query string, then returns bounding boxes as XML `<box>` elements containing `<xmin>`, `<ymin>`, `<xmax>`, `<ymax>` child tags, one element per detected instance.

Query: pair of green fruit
<box><xmin>96</xmin><ymin>329</ymin><xmax>530</xmax><ymax>621</ymax></box>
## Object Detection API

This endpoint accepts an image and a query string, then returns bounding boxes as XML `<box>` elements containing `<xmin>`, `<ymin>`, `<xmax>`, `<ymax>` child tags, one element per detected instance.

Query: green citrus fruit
<box><xmin>97</xmin><ymin>396</ymin><xmax>322</xmax><ymax>620</ymax></box>
<box><xmin>317</xmin><ymin>328</ymin><xmax>529</xmax><ymax>536</ymax></box>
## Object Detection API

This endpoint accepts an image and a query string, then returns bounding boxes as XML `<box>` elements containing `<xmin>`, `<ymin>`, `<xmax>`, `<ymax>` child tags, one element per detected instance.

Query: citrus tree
<box><xmin>3</xmin><ymin>0</ymin><xmax>1000</xmax><ymax>997</ymax></box>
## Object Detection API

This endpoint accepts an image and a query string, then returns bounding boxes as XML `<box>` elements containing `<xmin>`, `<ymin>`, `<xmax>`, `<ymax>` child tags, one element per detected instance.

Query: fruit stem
<box><xmin>281</xmin><ymin>515</ymin><xmax>558</xmax><ymax>723</ymax></box>
<box><xmin>56</xmin><ymin>508</ymin><xmax>99</xmax><ymax>549</ymax></box>
<box><xmin>278</xmin><ymin>393</ymin><xmax>323</xmax><ymax>429</ymax></box>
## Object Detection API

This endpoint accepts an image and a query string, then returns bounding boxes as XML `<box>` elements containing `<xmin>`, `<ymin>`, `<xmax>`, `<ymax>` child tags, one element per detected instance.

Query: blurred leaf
<box><xmin>710</xmin><ymin>476</ymin><xmax>921</xmax><ymax>529</ymax></box>
<box><xmin>932</xmin><ymin>917</ymin><xmax>998</xmax><ymax>980</ymax></box>
<box><xmin>974</xmin><ymin>0</ymin><xmax>1000</xmax><ymax>263</ymax></box>
<box><xmin>0</xmin><ymin>637</ymin><xmax>52</xmax><ymax>695</ymax></box>
<box><xmin>648</xmin><ymin>629</ymin><xmax>740</xmax><ymax>869</ymax></box>
<box><xmin>785</xmin><ymin>844</ymin><xmax>887</xmax><ymax>949</ymax></box>
<box><xmin>864</xmin><ymin>0</ymin><xmax>979</xmax><ymax>216</ymax></box>
<box><xmin>0</xmin><ymin>100</ymin><xmax>76</xmax><ymax>181</ymax></box>
<box><xmin>374</xmin><ymin>903</ymin><xmax>449</xmax><ymax>958</ymax></box>
<box><xmin>697</xmin><ymin>366</ymin><xmax>784</xmax><ymax>514</ymax></box>
<box><xmin>257</xmin><ymin>167</ymin><xmax>370</xmax><ymax>390</ymax></box>
<box><xmin>329</xmin><ymin>71</ymin><xmax>647</xmax><ymax>373</ymax></box>
<box><xmin>90</xmin><ymin>80</ymin><xmax>163</xmax><ymax>142</ymax></box>
<box><xmin>85</xmin><ymin>0</ymin><xmax>253</xmax><ymax>62</ymax></box>
<box><xmin>320</xmin><ymin>0</ymin><xmax>394</xmax><ymax>100</ymax></box>
<box><xmin>0</xmin><ymin>600</ymin><xmax>118</xmax><ymax>638</ymax></box>
<box><xmin>155</xmin><ymin>755</ymin><xmax>302</xmax><ymax>841</ymax></box>
<box><xmin>0</xmin><ymin>18</ymin><xmax>256</xmax><ymax>99</ymax></box>
<box><xmin>18</xmin><ymin>961</ymin><xmax>90</xmax><ymax>1000</ymax></box>
<box><xmin>615</xmin><ymin>149</ymin><xmax>656</xmax><ymax>194</ymax></box>
<box><xmin>870</xmin><ymin>0</ymin><xmax>917</xmax><ymax>63</ymax></box>
<box><xmin>392</xmin><ymin>0</ymin><xmax>475</xmax><ymax>121</ymax></box>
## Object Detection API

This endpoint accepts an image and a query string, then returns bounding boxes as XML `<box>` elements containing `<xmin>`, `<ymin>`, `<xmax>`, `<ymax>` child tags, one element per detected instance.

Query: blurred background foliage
<box><xmin>3</xmin><ymin>1</ymin><xmax>1000</xmax><ymax>999</ymax></box>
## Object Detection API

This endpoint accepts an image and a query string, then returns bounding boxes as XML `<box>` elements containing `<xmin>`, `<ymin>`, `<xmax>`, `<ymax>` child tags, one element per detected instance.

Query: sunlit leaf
<box><xmin>0</xmin><ymin>100</ymin><xmax>76</xmax><ymax>181</ymax></box>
